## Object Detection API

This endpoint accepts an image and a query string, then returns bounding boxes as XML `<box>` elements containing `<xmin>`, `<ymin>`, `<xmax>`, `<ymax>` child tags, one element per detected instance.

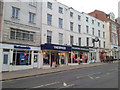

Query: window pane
<box><xmin>59</xmin><ymin>18</ymin><xmax>63</xmax><ymax>28</ymax></box>
<box><xmin>47</xmin><ymin>14</ymin><xmax>52</xmax><ymax>25</ymax></box>
<box><xmin>16</xmin><ymin>31</ymin><xmax>21</xmax><ymax>40</ymax></box>
<box><xmin>70</xmin><ymin>22</ymin><xmax>73</xmax><ymax>31</ymax></box>
<box><xmin>59</xmin><ymin>33</ymin><xmax>63</xmax><ymax>44</ymax></box>
<box><xmin>59</xmin><ymin>7</ymin><xmax>63</xmax><ymax>13</ymax></box>
<box><xmin>29</xmin><ymin>13</ymin><xmax>35</xmax><ymax>23</ymax></box>
<box><xmin>30</xmin><ymin>34</ymin><xmax>33</xmax><ymax>41</ymax></box>
<box><xmin>47</xmin><ymin>2</ymin><xmax>52</xmax><ymax>9</ymax></box>
<box><xmin>47</xmin><ymin>31</ymin><xmax>52</xmax><ymax>43</ymax></box>
<box><xmin>10</xmin><ymin>30</ymin><xmax>15</xmax><ymax>39</ymax></box>
<box><xmin>3</xmin><ymin>54</ymin><xmax>8</xmax><ymax>64</ymax></box>
<box><xmin>16</xmin><ymin>9</ymin><xmax>18</xmax><ymax>19</ymax></box>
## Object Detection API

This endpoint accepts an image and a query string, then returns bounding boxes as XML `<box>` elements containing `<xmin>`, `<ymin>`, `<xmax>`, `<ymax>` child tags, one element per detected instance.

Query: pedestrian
<box><xmin>92</xmin><ymin>57</ymin><xmax>95</xmax><ymax>63</ymax></box>
<box><xmin>100</xmin><ymin>55</ymin><xmax>103</xmax><ymax>62</ymax></box>
<box><xmin>106</xmin><ymin>56</ymin><xmax>109</xmax><ymax>63</ymax></box>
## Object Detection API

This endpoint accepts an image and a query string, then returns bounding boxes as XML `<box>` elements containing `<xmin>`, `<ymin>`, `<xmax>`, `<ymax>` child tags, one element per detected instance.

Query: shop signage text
<box><xmin>72</xmin><ymin>47</ymin><xmax>89</xmax><ymax>51</ymax></box>
<box><xmin>14</xmin><ymin>45</ymin><xmax>31</xmax><ymax>49</ymax></box>
<box><xmin>54</xmin><ymin>46</ymin><xmax>66</xmax><ymax>50</ymax></box>
<box><xmin>41</xmin><ymin>44</ymin><xmax>71</xmax><ymax>51</ymax></box>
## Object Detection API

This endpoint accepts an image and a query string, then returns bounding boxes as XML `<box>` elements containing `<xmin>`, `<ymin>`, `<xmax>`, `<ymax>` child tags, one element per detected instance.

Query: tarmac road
<box><xmin>2</xmin><ymin>63</ymin><xmax>119</xmax><ymax>89</ymax></box>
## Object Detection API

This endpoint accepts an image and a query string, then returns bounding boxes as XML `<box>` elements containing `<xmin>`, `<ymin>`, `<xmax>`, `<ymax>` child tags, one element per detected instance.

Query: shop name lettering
<box><xmin>54</xmin><ymin>46</ymin><xmax>66</xmax><ymax>50</ymax></box>
<box><xmin>72</xmin><ymin>47</ymin><xmax>89</xmax><ymax>51</ymax></box>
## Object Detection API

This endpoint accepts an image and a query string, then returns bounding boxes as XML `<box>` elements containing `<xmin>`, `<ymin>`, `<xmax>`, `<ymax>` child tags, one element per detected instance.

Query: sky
<box><xmin>57</xmin><ymin>0</ymin><xmax>120</xmax><ymax>18</ymax></box>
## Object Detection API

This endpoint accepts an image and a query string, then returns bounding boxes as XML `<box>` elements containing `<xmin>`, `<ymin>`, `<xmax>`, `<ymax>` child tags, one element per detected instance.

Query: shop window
<box><xmin>3</xmin><ymin>49</ymin><xmax>9</xmax><ymax>52</ymax></box>
<box><xmin>61</xmin><ymin>55</ymin><xmax>65</xmax><ymax>64</ymax></box>
<box><xmin>43</xmin><ymin>52</ymin><xmax>50</xmax><ymax>65</ymax></box>
<box><xmin>13</xmin><ymin>50</ymin><xmax>31</xmax><ymax>65</ymax></box>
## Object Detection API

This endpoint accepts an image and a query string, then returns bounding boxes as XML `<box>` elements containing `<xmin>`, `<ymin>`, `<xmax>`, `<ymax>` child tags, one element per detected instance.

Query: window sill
<box><xmin>11</xmin><ymin>17</ymin><xmax>20</xmax><ymax>21</ymax></box>
<box><xmin>48</xmin><ymin>8</ymin><xmax>52</xmax><ymax>10</ymax></box>
<box><xmin>29</xmin><ymin>4</ymin><xmax>36</xmax><ymax>8</ymax></box>
<box><xmin>9</xmin><ymin>38</ymin><xmax>34</xmax><ymax>43</ymax></box>
<box><xmin>47</xmin><ymin>24</ymin><xmax>52</xmax><ymax>26</ymax></box>
<box><xmin>29</xmin><ymin>22</ymin><xmax>36</xmax><ymax>25</ymax></box>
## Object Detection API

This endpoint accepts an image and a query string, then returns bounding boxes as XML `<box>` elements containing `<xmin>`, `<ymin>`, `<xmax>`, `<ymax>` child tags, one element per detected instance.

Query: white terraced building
<box><xmin>40</xmin><ymin>0</ymin><xmax>106</xmax><ymax>67</ymax></box>
<box><xmin>0</xmin><ymin>0</ymin><xmax>107</xmax><ymax>72</ymax></box>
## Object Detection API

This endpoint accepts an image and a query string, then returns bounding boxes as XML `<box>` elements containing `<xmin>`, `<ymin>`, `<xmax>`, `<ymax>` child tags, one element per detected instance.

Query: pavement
<box><xmin>1</xmin><ymin>61</ymin><xmax>118</xmax><ymax>81</ymax></box>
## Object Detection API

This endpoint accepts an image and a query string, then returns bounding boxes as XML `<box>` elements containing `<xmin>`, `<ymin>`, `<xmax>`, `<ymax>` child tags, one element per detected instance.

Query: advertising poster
<box><xmin>19</xmin><ymin>54</ymin><xmax>27</xmax><ymax>65</ymax></box>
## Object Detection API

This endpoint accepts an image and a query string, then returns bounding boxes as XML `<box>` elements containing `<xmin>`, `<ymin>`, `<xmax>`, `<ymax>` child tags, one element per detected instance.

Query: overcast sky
<box><xmin>57</xmin><ymin>0</ymin><xmax>119</xmax><ymax>18</ymax></box>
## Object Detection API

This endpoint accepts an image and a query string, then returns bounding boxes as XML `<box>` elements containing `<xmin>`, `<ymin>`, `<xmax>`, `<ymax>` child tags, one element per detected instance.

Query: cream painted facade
<box><xmin>40</xmin><ymin>0</ymin><xmax>106</xmax><ymax>64</ymax></box>
<box><xmin>0</xmin><ymin>1</ymin><xmax>42</xmax><ymax>72</ymax></box>
<box><xmin>105</xmin><ymin>13</ymin><xmax>119</xmax><ymax>60</ymax></box>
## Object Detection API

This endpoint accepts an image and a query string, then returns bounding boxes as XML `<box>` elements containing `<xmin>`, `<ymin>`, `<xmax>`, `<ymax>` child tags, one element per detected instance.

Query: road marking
<box><xmin>32</xmin><ymin>82</ymin><xmax>60</xmax><ymax>88</ymax></box>
<box><xmin>76</xmin><ymin>72</ymin><xmax>101</xmax><ymax>79</ymax></box>
<box><xmin>88</xmin><ymin>75</ymin><xmax>94</xmax><ymax>80</ymax></box>
<box><xmin>65</xmin><ymin>84</ymin><xmax>75</xmax><ymax>87</ymax></box>
<box><xmin>76</xmin><ymin>75</ymin><xmax>86</xmax><ymax>79</ymax></box>
<box><xmin>95</xmin><ymin>77</ymin><xmax>100</xmax><ymax>79</ymax></box>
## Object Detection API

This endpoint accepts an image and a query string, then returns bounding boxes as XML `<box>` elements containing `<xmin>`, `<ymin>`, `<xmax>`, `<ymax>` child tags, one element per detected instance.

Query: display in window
<box><xmin>19</xmin><ymin>54</ymin><xmax>26</xmax><ymax>65</ymax></box>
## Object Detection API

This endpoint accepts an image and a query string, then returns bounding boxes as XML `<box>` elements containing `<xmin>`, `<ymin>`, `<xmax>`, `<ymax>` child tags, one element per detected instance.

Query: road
<box><xmin>2</xmin><ymin>63</ymin><xmax>119</xmax><ymax>89</ymax></box>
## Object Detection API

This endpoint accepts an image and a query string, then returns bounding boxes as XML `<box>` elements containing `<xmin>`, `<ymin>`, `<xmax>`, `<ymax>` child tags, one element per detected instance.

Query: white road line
<box><xmin>65</xmin><ymin>84</ymin><xmax>75</xmax><ymax>87</ymax></box>
<box><xmin>76</xmin><ymin>72</ymin><xmax>101</xmax><ymax>79</ymax></box>
<box><xmin>32</xmin><ymin>82</ymin><xmax>60</xmax><ymax>88</ymax></box>
<box><xmin>95</xmin><ymin>77</ymin><xmax>100</xmax><ymax>79</ymax></box>
<box><xmin>76</xmin><ymin>75</ymin><xmax>86</xmax><ymax>79</ymax></box>
<box><xmin>88</xmin><ymin>75</ymin><xmax>94</xmax><ymax>80</ymax></box>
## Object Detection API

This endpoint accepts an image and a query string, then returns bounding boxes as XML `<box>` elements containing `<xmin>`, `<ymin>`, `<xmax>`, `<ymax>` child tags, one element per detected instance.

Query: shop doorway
<box><xmin>33</xmin><ymin>54</ymin><xmax>38</xmax><ymax>68</ymax></box>
<box><xmin>2</xmin><ymin>52</ymin><xmax>9</xmax><ymax>71</ymax></box>
<box><xmin>51</xmin><ymin>52</ymin><xmax>59</xmax><ymax>67</ymax></box>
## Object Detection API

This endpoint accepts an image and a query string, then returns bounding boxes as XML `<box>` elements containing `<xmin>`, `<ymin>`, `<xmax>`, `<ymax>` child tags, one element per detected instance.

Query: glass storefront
<box><xmin>13</xmin><ymin>50</ymin><xmax>31</xmax><ymax>65</ymax></box>
<box><xmin>43</xmin><ymin>51</ymin><xmax>66</xmax><ymax>66</ymax></box>
<box><xmin>41</xmin><ymin>43</ymin><xmax>72</xmax><ymax>67</ymax></box>
<box><xmin>72</xmin><ymin>45</ymin><xmax>90</xmax><ymax>63</ymax></box>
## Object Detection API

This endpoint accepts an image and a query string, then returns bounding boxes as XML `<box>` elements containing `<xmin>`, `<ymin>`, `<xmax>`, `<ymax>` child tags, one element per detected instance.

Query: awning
<box><xmin>41</xmin><ymin>43</ymin><xmax>72</xmax><ymax>51</ymax></box>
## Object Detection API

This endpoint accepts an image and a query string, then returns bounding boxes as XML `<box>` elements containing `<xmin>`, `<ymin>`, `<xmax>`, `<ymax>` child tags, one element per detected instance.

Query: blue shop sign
<box><xmin>41</xmin><ymin>43</ymin><xmax>71</xmax><ymax>51</ymax></box>
<box><xmin>14</xmin><ymin>45</ymin><xmax>31</xmax><ymax>49</ymax></box>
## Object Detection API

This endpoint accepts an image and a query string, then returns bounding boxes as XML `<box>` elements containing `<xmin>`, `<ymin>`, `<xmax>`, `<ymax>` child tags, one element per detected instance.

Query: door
<box><xmin>2</xmin><ymin>52</ymin><xmax>9</xmax><ymax>71</ymax></box>
<box><xmin>33</xmin><ymin>54</ymin><xmax>38</xmax><ymax>68</ymax></box>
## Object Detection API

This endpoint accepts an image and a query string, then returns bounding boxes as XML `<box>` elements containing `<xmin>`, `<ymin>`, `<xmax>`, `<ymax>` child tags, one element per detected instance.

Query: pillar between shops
<box><xmin>39</xmin><ymin>51</ymin><xmax>43</xmax><ymax>68</ymax></box>
<box><xmin>88</xmin><ymin>53</ymin><xmax>90</xmax><ymax>63</ymax></box>
<box><xmin>31</xmin><ymin>51</ymin><xmax>34</xmax><ymax>67</ymax></box>
<box><xmin>9</xmin><ymin>49</ymin><xmax>13</xmax><ymax>71</ymax></box>
<box><xmin>96</xmin><ymin>48</ymin><xmax>100</xmax><ymax>62</ymax></box>
<box><xmin>0</xmin><ymin>48</ymin><xmax>3</xmax><ymax>72</ymax></box>
<box><xmin>49</xmin><ymin>52</ymin><xmax>51</xmax><ymax>67</ymax></box>
<box><xmin>60</xmin><ymin>54</ymin><xmax>61</xmax><ymax>65</ymax></box>
<box><xmin>65</xmin><ymin>53</ymin><xmax>68</xmax><ymax>65</ymax></box>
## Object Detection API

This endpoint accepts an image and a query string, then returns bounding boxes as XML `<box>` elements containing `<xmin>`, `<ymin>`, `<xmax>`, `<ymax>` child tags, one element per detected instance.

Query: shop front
<box><xmin>89</xmin><ymin>48</ymin><xmax>96</xmax><ymax>62</ymax></box>
<box><xmin>0</xmin><ymin>44</ymin><xmax>41</xmax><ymax>72</ymax></box>
<box><xmin>41</xmin><ymin>43</ymin><xmax>71</xmax><ymax>67</ymax></box>
<box><xmin>71</xmin><ymin>45</ymin><xmax>91</xmax><ymax>64</ymax></box>
<box><xmin>111</xmin><ymin>45</ymin><xmax>119</xmax><ymax>60</ymax></box>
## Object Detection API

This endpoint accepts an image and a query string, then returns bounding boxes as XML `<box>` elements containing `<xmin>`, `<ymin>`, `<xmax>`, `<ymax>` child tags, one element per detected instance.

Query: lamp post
<box><xmin>92</xmin><ymin>37</ymin><xmax>100</xmax><ymax>62</ymax></box>
<box><xmin>92</xmin><ymin>37</ymin><xmax>99</xmax><ymax>48</ymax></box>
